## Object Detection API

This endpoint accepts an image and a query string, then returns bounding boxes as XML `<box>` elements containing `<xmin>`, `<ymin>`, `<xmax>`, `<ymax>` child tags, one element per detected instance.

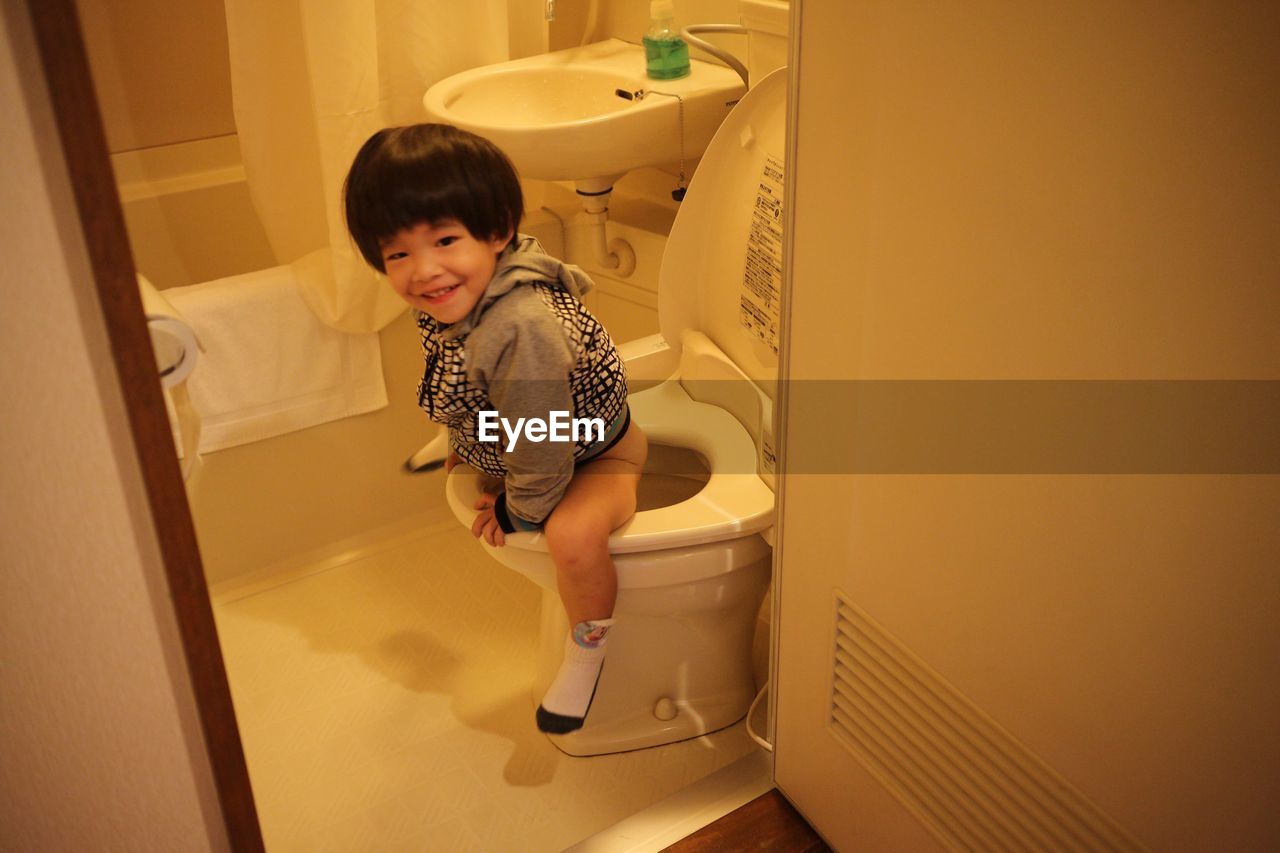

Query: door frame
<box><xmin>23</xmin><ymin>1</ymin><xmax>262</xmax><ymax>848</ymax></box>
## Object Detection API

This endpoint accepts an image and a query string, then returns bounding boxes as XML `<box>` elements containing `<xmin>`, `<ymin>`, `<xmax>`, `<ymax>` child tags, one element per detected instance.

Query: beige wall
<box><xmin>77</xmin><ymin>0</ymin><xmax>235</xmax><ymax>153</ymax></box>
<box><xmin>775</xmin><ymin>1</ymin><xmax>1280</xmax><ymax>850</ymax></box>
<box><xmin>78</xmin><ymin>0</ymin><xmax>546</xmax><ymax>155</ymax></box>
<box><xmin>551</xmin><ymin>0</ymin><xmax>747</xmax><ymax>55</ymax></box>
<box><xmin>595</xmin><ymin>0</ymin><xmax>744</xmax><ymax>43</ymax></box>
<box><xmin>0</xmin><ymin>3</ymin><xmax>227</xmax><ymax>849</ymax></box>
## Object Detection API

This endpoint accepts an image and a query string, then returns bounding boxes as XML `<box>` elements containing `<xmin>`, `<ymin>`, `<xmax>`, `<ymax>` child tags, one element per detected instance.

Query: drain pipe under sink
<box><xmin>575</xmin><ymin>178</ymin><xmax>636</xmax><ymax>278</ymax></box>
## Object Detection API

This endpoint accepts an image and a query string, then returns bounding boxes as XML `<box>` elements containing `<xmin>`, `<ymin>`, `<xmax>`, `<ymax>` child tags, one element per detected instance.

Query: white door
<box><xmin>773</xmin><ymin>2</ymin><xmax>1280</xmax><ymax>850</ymax></box>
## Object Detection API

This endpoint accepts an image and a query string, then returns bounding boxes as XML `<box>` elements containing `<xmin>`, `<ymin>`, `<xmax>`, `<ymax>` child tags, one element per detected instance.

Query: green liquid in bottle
<box><xmin>643</xmin><ymin>35</ymin><xmax>690</xmax><ymax>80</ymax></box>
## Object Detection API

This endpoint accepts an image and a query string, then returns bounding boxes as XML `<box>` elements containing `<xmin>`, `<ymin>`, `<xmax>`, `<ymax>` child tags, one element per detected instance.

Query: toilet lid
<box><xmin>658</xmin><ymin>68</ymin><xmax>788</xmax><ymax>388</ymax></box>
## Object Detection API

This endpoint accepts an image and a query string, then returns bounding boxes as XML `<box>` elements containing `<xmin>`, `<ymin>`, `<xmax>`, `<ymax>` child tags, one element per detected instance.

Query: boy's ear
<box><xmin>488</xmin><ymin>228</ymin><xmax>515</xmax><ymax>253</ymax></box>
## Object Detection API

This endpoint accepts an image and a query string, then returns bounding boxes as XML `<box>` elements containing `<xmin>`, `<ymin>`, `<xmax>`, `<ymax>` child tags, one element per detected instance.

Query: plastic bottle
<box><xmin>643</xmin><ymin>0</ymin><xmax>690</xmax><ymax>80</ymax></box>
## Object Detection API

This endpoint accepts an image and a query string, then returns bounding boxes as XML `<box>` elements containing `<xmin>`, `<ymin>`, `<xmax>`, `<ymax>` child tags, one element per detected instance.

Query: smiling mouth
<box><xmin>421</xmin><ymin>283</ymin><xmax>460</xmax><ymax>302</ymax></box>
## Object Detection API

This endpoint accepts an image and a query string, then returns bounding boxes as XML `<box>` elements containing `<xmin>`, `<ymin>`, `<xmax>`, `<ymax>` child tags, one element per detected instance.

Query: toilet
<box><xmin>443</xmin><ymin>3</ymin><xmax>789</xmax><ymax>756</ymax></box>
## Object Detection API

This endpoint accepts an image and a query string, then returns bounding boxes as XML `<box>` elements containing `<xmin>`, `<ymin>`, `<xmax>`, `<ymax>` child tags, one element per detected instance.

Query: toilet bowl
<box><xmin>445</xmin><ymin>348</ymin><xmax>774</xmax><ymax>755</ymax></box>
<box><xmin>443</xmin><ymin>65</ymin><xmax>788</xmax><ymax>755</ymax></box>
<box><xmin>445</xmin><ymin>338</ymin><xmax>776</xmax><ymax>756</ymax></box>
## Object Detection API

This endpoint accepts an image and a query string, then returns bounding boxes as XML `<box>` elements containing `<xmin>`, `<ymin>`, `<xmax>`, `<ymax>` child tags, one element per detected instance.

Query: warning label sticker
<box><xmin>741</xmin><ymin>153</ymin><xmax>784</xmax><ymax>354</ymax></box>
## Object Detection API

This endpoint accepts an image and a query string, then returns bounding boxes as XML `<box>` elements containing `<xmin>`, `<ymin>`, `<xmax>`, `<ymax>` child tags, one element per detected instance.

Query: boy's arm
<box><xmin>487</xmin><ymin>371</ymin><xmax>576</xmax><ymax>531</ymax></box>
<box><xmin>467</xmin><ymin>292</ymin><xmax>580</xmax><ymax>531</ymax></box>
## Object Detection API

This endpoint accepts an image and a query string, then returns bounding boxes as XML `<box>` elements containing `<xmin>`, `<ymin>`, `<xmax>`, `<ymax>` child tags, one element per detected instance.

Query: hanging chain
<box><xmin>643</xmin><ymin>90</ymin><xmax>687</xmax><ymax>200</ymax></box>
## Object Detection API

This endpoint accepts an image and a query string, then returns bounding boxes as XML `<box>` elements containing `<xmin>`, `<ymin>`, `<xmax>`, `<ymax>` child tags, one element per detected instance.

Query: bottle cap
<box><xmin>651</xmin><ymin>0</ymin><xmax>675</xmax><ymax>20</ymax></box>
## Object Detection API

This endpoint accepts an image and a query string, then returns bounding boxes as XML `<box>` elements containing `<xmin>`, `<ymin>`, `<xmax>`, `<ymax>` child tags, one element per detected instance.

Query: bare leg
<box><xmin>537</xmin><ymin>423</ymin><xmax>646</xmax><ymax>733</ymax></box>
<box><xmin>543</xmin><ymin>422</ymin><xmax>646</xmax><ymax>623</ymax></box>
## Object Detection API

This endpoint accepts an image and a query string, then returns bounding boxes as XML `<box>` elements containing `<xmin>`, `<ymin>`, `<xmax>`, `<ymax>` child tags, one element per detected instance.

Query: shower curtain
<box><xmin>224</xmin><ymin>0</ymin><xmax>539</xmax><ymax>333</ymax></box>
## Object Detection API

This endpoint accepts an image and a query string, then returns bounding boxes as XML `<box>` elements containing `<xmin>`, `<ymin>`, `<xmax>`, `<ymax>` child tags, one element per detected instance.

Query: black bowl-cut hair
<box><xmin>343</xmin><ymin>124</ymin><xmax>523</xmax><ymax>272</ymax></box>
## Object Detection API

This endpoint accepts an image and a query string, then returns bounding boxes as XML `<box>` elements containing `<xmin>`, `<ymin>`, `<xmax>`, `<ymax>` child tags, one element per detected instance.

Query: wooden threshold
<box><xmin>663</xmin><ymin>789</ymin><xmax>831</xmax><ymax>853</ymax></box>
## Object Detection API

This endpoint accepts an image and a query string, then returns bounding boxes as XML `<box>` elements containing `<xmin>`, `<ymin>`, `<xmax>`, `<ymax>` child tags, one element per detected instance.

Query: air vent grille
<box><xmin>829</xmin><ymin>593</ymin><xmax>1143</xmax><ymax>852</ymax></box>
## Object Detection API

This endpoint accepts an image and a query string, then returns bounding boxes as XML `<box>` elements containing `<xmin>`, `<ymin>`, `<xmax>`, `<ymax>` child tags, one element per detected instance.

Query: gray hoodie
<box><xmin>416</xmin><ymin>236</ymin><xmax>629</xmax><ymax>525</ymax></box>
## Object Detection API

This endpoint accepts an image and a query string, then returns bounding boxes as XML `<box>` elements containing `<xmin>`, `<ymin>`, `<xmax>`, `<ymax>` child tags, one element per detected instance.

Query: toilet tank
<box><xmin>740</xmin><ymin>0</ymin><xmax>790</xmax><ymax>87</ymax></box>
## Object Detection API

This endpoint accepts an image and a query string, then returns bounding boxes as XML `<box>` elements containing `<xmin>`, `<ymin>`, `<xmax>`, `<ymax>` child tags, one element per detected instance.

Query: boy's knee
<box><xmin>544</xmin><ymin>512</ymin><xmax>610</xmax><ymax>565</ymax></box>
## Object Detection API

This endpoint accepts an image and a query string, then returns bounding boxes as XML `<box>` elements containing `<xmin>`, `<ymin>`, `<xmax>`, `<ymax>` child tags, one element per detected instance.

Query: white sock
<box><xmin>536</xmin><ymin>619</ymin><xmax>614</xmax><ymax>734</ymax></box>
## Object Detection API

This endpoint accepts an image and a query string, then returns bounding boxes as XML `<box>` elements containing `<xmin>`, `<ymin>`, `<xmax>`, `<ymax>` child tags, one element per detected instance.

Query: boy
<box><xmin>344</xmin><ymin>124</ymin><xmax>646</xmax><ymax>734</ymax></box>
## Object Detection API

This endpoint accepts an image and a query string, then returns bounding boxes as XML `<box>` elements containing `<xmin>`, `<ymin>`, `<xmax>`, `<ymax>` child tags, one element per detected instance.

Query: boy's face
<box><xmin>380</xmin><ymin>220</ymin><xmax>511</xmax><ymax>324</ymax></box>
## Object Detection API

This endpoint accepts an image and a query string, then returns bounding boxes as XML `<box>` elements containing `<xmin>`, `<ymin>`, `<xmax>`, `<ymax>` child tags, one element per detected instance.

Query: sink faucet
<box><xmin>545</xmin><ymin>0</ymin><xmax>555</xmax><ymax>22</ymax></box>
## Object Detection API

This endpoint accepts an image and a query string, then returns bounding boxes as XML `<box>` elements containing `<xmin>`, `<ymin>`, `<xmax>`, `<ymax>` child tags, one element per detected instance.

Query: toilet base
<box><xmin>532</xmin><ymin>547</ymin><xmax>771</xmax><ymax>756</ymax></box>
<box><xmin>546</xmin><ymin>695</ymin><xmax>751</xmax><ymax>757</ymax></box>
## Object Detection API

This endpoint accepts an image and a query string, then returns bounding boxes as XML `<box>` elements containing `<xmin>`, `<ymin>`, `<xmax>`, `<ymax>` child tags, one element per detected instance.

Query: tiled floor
<box><xmin>213</xmin><ymin>520</ymin><xmax>756</xmax><ymax>852</ymax></box>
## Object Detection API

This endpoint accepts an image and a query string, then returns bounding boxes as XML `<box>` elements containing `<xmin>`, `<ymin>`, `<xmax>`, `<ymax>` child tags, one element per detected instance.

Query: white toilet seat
<box><xmin>611</xmin><ymin>380</ymin><xmax>774</xmax><ymax>551</ymax></box>
<box><xmin>444</xmin><ymin>378</ymin><xmax>774</xmax><ymax>556</ymax></box>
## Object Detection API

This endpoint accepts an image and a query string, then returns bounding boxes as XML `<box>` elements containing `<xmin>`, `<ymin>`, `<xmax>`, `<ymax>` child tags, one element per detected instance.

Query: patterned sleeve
<box><xmin>465</xmin><ymin>289</ymin><xmax>581</xmax><ymax>526</ymax></box>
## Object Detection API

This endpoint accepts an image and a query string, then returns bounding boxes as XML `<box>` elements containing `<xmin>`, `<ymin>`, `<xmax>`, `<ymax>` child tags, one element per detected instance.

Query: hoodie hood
<box><xmin>438</xmin><ymin>234</ymin><xmax>594</xmax><ymax>340</ymax></box>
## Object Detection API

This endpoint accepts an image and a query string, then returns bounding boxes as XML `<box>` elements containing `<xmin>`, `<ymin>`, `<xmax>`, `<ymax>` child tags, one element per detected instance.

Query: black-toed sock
<box><xmin>536</xmin><ymin>619</ymin><xmax>613</xmax><ymax>734</ymax></box>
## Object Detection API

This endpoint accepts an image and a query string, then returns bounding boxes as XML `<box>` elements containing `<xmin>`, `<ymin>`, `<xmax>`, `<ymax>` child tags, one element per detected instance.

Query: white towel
<box><xmin>163</xmin><ymin>264</ymin><xmax>388</xmax><ymax>453</ymax></box>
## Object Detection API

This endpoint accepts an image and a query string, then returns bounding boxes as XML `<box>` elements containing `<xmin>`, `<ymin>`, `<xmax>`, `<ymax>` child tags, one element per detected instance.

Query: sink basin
<box><xmin>423</xmin><ymin>39</ymin><xmax>746</xmax><ymax>189</ymax></box>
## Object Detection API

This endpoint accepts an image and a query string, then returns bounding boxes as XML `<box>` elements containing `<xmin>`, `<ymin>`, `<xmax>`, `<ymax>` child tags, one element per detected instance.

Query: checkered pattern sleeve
<box><xmin>466</xmin><ymin>290</ymin><xmax>579</xmax><ymax>525</ymax></box>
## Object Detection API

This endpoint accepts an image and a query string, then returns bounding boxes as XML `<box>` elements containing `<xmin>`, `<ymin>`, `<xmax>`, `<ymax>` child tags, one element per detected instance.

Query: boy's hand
<box><xmin>471</xmin><ymin>493</ymin><xmax>506</xmax><ymax>547</ymax></box>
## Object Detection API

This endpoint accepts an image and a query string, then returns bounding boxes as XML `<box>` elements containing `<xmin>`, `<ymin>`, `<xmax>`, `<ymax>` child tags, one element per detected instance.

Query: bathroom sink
<box><xmin>423</xmin><ymin>39</ymin><xmax>746</xmax><ymax>190</ymax></box>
